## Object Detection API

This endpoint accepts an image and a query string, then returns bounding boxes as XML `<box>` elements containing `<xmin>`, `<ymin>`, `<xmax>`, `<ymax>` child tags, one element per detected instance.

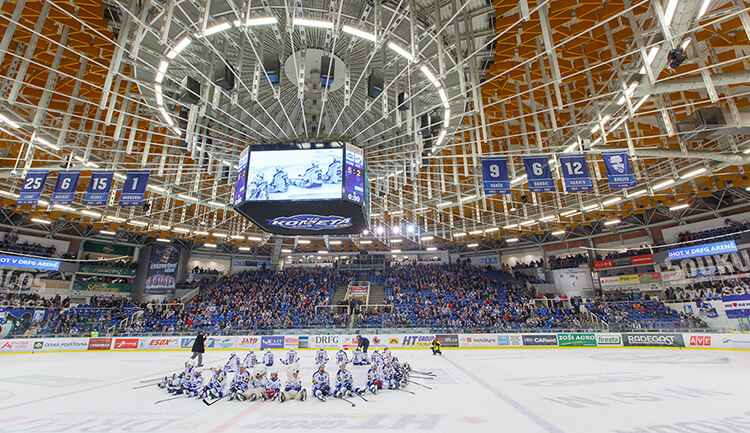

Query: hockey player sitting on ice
<box><xmin>334</xmin><ymin>363</ymin><xmax>363</xmax><ymax>398</ymax></box>
<box><xmin>312</xmin><ymin>364</ymin><xmax>332</xmax><ymax>402</ymax></box>
<box><xmin>201</xmin><ymin>367</ymin><xmax>228</xmax><ymax>399</ymax></box>
<box><xmin>160</xmin><ymin>360</ymin><xmax>194</xmax><ymax>389</ymax></box>
<box><xmin>228</xmin><ymin>365</ymin><xmax>251</xmax><ymax>401</ymax></box>
<box><xmin>351</xmin><ymin>347</ymin><xmax>367</xmax><ymax>365</ymax></box>
<box><xmin>224</xmin><ymin>352</ymin><xmax>241</xmax><ymax>373</ymax></box>
<box><xmin>322</xmin><ymin>155</ymin><xmax>342</xmax><ymax>184</ymax></box>
<box><xmin>383</xmin><ymin>346</ymin><xmax>393</xmax><ymax>362</ymax></box>
<box><xmin>366</xmin><ymin>363</ymin><xmax>384</xmax><ymax>394</ymax></box>
<box><xmin>263</xmin><ymin>348</ymin><xmax>274</xmax><ymax>366</ymax></box>
<box><xmin>280</xmin><ymin>363</ymin><xmax>307</xmax><ymax>402</ymax></box>
<box><xmin>336</xmin><ymin>347</ymin><xmax>349</xmax><ymax>365</ymax></box>
<box><xmin>280</xmin><ymin>348</ymin><xmax>299</xmax><ymax>365</ymax></box>
<box><xmin>247</xmin><ymin>173</ymin><xmax>270</xmax><ymax>200</ymax></box>
<box><xmin>172</xmin><ymin>369</ymin><xmax>204</xmax><ymax>397</ymax></box>
<box><xmin>270</xmin><ymin>166</ymin><xmax>290</xmax><ymax>193</ymax></box>
<box><xmin>244</xmin><ymin>349</ymin><xmax>258</xmax><ymax>368</ymax></box>
<box><xmin>237</xmin><ymin>365</ymin><xmax>269</xmax><ymax>401</ymax></box>
<box><xmin>315</xmin><ymin>348</ymin><xmax>329</xmax><ymax>365</ymax></box>
<box><xmin>265</xmin><ymin>370</ymin><xmax>282</xmax><ymax>400</ymax></box>
<box><xmin>292</xmin><ymin>160</ymin><xmax>323</xmax><ymax>188</ymax></box>
<box><xmin>370</xmin><ymin>348</ymin><xmax>383</xmax><ymax>365</ymax></box>
<box><xmin>383</xmin><ymin>358</ymin><xmax>406</xmax><ymax>389</ymax></box>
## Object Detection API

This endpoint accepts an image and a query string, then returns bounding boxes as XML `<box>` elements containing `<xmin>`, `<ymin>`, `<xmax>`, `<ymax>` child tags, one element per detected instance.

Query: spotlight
<box><xmin>667</xmin><ymin>47</ymin><xmax>687</xmax><ymax>69</ymax></box>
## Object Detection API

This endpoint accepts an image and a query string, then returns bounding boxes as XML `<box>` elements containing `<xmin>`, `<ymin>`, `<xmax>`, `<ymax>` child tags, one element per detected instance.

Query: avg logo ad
<box><xmin>557</xmin><ymin>333</ymin><xmax>597</xmax><ymax>347</ymax></box>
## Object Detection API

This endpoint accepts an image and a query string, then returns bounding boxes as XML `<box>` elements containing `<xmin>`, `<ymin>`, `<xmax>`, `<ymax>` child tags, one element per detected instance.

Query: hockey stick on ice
<box><xmin>410</xmin><ymin>370</ymin><xmax>435</xmax><ymax>376</ymax></box>
<box><xmin>408</xmin><ymin>374</ymin><xmax>434</xmax><ymax>380</ymax></box>
<box><xmin>354</xmin><ymin>392</ymin><xmax>369</xmax><ymax>402</ymax></box>
<box><xmin>409</xmin><ymin>381</ymin><xmax>432</xmax><ymax>390</ymax></box>
<box><xmin>202</xmin><ymin>395</ymin><xmax>226</xmax><ymax>406</ymax></box>
<box><xmin>154</xmin><ymin>395</ymin><xmax>185</xmax><ymax>404</ymax></box>
<box><xmin>394</xmin><ymin>388</ymin><xmax>416</xmax><ymax>395</ymax></box>
<box><xmin>133</xmin><ymin>383</ymin><xmax>159</xmax><ymax>389</ymax></box>
<box><xmin>140</xmin><ymin>377</ymin><xmax>165</xmax><ymax>383</ymax></box>
<box><xmin>336</xmin><ymin>396</ymin><xmax>356</xmax><ymax>407</ymax></box>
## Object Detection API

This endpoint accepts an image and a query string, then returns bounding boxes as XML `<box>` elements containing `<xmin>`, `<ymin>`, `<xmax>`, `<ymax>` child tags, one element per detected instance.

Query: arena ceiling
<box><xmin>1</xmin><ymin>0</ymin><xmax>750</xmax><ymax>255</ymax></box>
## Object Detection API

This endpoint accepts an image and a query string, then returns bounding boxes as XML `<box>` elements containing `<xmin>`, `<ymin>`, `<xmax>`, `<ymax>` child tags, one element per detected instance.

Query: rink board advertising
<box><xmin>144</xmin><ymin>244</ymin><xmax>180</xmax><ymax>294</ymax></box>
<box><xmin>233</xmin><ymin>143</ymin><xmax>369</xmax><ymax>235</ymax></box>
<box><xmin>8</xmin><ymin>332</ymin><xmax>750</xmax><ymax>353</ymax></box>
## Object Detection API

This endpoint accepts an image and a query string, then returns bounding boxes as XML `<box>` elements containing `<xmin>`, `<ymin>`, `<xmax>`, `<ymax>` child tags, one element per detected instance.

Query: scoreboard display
<box><xmin>233</xmin><ymin>143</ymin><xmax>369</xmax><ymax>235</ymax></box>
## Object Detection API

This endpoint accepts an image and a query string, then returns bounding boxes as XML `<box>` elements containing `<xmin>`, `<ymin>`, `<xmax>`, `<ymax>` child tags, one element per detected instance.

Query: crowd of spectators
<box><xmin>82</xmin><ymin>256</ymin><xmax>137</xmax><ymax>270</ymax></box>
<box><xmin>0</xmin><ymin>292</ymin><xmax>70</xmax><ymax>309</ymax></box>
<box><xmin>548</xmin><ymin>253</ymin><xmax>589</xmax><ymax>270</ymax></box>
<box><xmin>509</xmin><ymin>260</ymin><xmax>544</xmax><ymax>270</ymax></box>
<box><xmin>191</xmin><ymin>266</ymin><xmax>221</xmax><ymax>275</ymax></box>
<box><xmin>673</xmin><ymin>219</ymin><xmax>748</xmax><ymax>247</ymax></box>
<box><xmin>595</xmin><ymin>246</ymin><xmax>652</xmax><ymax>261</ymax></box>
<box><xmin>355</xmin><ymin>264</ymin><xmax>594</xmax><ymax>331</ymax></box>
<box><xmin>515</xmin><ymin>272</ymin><xmax>546</xmax><ymax>285</ymax></box>
<box><xmin>129</xmin><ymin>267</ymin><xmax>355</xmax><ymax>333</ymax></box>
<box><xmin>75</xmin><ymin>275</ymin><xmax>131</xmax><ymax>285</ymax></box>
<box><xmin>587</xmin><ymin>294</ymin><xmax>706</xmax><ymax>330</ymax></box>
<box><xmin>663</xmin><ymin>278</ymin><xmax>750</xmax><ymax>302</ymax></box>
<box><xmin>0</xmin><ymin>233</ymin><xmax>58</xmax><ymax>258</ymax></box>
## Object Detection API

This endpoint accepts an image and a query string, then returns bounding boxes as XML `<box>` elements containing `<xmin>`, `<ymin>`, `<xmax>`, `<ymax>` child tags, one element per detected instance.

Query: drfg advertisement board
<box><xmin>622</xmin><ymin>333</ymin><xmax>685</xmax><ymax>347</ymax></box>
<box><xmin>309</xmin><ymin>334</ymin><xmax>359</xmax><ymax>349</ymax></box>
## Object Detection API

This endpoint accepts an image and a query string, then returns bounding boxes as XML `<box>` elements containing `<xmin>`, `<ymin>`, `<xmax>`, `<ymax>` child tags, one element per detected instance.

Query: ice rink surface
<box><xmin>0</xmin><ymin>348</ymin><xmax>749</xmax><ymax>433</ymax></box>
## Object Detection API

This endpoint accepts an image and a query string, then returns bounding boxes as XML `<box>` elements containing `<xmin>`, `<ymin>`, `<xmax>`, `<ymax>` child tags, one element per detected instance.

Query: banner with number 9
<box><xmin>480</xmin><ymin>157</ymin><xmax>510</xmax><ymax>195</ymax></box>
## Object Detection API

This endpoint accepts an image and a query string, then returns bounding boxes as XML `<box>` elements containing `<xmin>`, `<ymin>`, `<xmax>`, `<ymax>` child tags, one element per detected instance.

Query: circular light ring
<box><xmin>152</xmin><ymin>17</ymin><xmax>451</xmax><ymax>138</ymax></box>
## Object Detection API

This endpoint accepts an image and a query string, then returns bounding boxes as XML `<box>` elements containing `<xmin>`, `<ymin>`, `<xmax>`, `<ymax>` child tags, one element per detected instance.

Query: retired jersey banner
<box><xmin>118</xmin><ymin>170</ymin><xmax>150</xmax><ymax>206</ymax></box>
<box><xmin>17</xmin><ymin>170</ymin><xmax>48</xmax><ymax>205</ymax></box>
<box><xmin>558</xmin><ymin>154</ymin><xmax>593</xmax><ymax>192</ymax></box>
<box><xmin>83</xmin><ymin>172</ymin><xmax>114</xmax><ymax>206</ymax></box>
<box><xmin>50</xmin><ymin>171</ymin><xmax>80</xmax><ymax>205</ymax></box>
<box><xmin>602</xmin><ymin>151</ymin><xmax>636</xmax><ymax>188</ymax></box>
<box><xmin>481</xmin><ymin>157</ymin><xmax>510</xmax><ymax>194</ymax></box>
<box><xmin>523</xmin><ymin>156</ymin><xmax>556</xmax><ymax>192</ymax></box>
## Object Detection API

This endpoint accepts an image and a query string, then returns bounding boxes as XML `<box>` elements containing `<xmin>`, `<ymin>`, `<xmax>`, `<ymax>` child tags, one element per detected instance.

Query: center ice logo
<box><xmin>266</xmin><ymin>215</ymin><xmax>352</xmax><ymax>231</ymax></box>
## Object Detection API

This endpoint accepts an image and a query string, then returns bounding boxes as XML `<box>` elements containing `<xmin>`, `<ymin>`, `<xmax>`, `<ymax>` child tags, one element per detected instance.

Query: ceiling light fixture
<box><xmin>680</xmin><ymin>168</ymin><xmax>706</xmax><ymax>179</ymax></box>
<box><xmin>166</xmin><ymin>37</ymin><xmax>191</xmax><ymax>59</ymax></box>
<box><xmin>31</xmin><ymin>217</ymin><xmax>51</xmax><ymax>225</ymax></box>
<box><xmin>342</xmin><ymin>25</ymin><xmax>376</xmax><ymax>41</ymax></box>
<box><xmin>506</xmin><ymin>237</ymin><xmax>519</xmax><ymax>243</ymax></box>
<box><xmin>652</xmin><ymin>179</ymin><xmax>675</xmax><ymax>191</ymax></box>
<box><xmin>388</xmin><ymin>42</ymin><xmax>415</xmax><ymax>62</ymax></box>
<box><xmin>293</xmin><ymin>18</ymin><xmax>334</xmax><ymax>29</ymax></box>
<box><xmin>551</xmin><ymin>230</ymin><xmax>565</xmax><ymax>236</ymax></box>
<box><xmin>669</xmin><ymin>203</ymin><xmax>690</xmax><ymax>211</ymax></box>
<box><xmin>604</xmin><ymin>219</ymin><xmax>621</xmax><ymax>226</ymax></box>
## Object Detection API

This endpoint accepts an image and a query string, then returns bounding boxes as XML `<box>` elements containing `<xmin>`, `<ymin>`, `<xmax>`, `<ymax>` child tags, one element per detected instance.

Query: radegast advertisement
<box><xmin>558</xmin><ymin>333</ymin><xmax>597</xmax><ymax>347</ymax></box>
<box><xmin>522</xmin><ymin>334</ymin><xmax>559</xmax><ymax>346</ymax></box>
<box><xmin>144</xmin><ymin>244</ymin><xmax>179</xmax><ymax>294</ymax></box>
<box><xmin>622</xmin><ymin>333</ymin><xmax>685</xmax><ymax>347</ymax></box>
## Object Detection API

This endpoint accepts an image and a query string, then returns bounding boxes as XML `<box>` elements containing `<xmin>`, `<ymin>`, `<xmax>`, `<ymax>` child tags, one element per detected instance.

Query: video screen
<box><xmin>245</xmin><ymin>148</ymin><xmax>343</xmax><ymax>201</ymax></box>
<box><xmin>344</xmin><ymin>144</ymin><xmax>365</xmax><ymax>204</ymax></box>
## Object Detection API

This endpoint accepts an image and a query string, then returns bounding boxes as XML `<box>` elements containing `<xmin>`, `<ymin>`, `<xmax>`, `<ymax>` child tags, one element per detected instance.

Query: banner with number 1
<box><xmin>119</xmin><ymin>170</ymin><xmax>150</xmax><ymax>206</ymax></box>
<box><xmin>83</xmin><ymin>171</ymin><xmax>114</xmax><ymax>206</ymax></box>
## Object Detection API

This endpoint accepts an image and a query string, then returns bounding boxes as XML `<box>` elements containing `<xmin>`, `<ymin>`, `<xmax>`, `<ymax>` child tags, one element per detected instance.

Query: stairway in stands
<box><xmin>329</xmin><ymin>284</ymin><xmax>350</xmax><ymax>307</ymax></box>
<box><xmin>368</xmin><ymin>284</ymin><xmax>386</xmax><ymax>306</ymax></box>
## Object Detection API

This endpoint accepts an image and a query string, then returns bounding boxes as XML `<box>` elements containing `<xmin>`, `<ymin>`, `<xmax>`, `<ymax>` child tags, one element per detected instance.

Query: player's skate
<box><xmin>300</xmin><ymin>389</ymin><xmax>307</xmax><ymax>401</ymax></box>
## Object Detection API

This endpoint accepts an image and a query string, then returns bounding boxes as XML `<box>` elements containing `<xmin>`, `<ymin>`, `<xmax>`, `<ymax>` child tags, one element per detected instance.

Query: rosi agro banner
<box><xmin>622</xmin><ymin>333</ymin><xmax>685</xmax><ymax>347</ymax></box>
<box><xmin>558</xmin><ymin>333</ymin><xmax>597</xmax><ymax>347</ymax></box>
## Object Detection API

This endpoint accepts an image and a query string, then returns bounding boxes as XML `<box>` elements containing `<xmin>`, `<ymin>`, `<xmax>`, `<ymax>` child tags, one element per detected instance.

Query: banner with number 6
<box><xmin>118</xmin><ymin>171</ymin><xmax>150</xmax><ymax>206</ymax></box>
<box><xmin>83</xmin><ymin>171</ymin><xmax>114</xmax><ymax>206</ymax></box>
<box><xmin>558</xmin><ymin>154</ymin><xmax>593</xmax><ymax>192</ymax></box>
<box><xmin>17</xmin><ymin>170</ymin><xmax>48</xmax><ymax>205</ymax></box>
<box><xmin>523</xmin><ymin>156</ymin><xmax>556</xmax><ymax>192</ymax></box>
<box><xmin>481</xmin><ymin>157</ymin><xmax>510</xmax><ymax>194</ymax></box>
<box><xmin>50</xmin><ymin>171</ymin><xmax>81</xmax><ymax>205</ymax></box>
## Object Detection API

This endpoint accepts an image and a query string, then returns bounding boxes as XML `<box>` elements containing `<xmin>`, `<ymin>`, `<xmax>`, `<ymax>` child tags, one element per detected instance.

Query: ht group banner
<box><xmin>558</xmin><ymin>154</ymin><xmax>593</xmax><ymax>192</ymax></box>
<box><xmin>144</xmin><ymin>244</ymin><xmax>180</xmax><ymax>294</ymax></box>
<box><xmin>481</xmin><ymin>157</ymin><xmax>510</xmax><ymax>194</ymax></box>
<box><xmin>83</xmin><ymin>171</ymin><xmax>114</xmax><ymax>206</ymax></box>
<box><xmin>17</xmin><ymin>170</ymin><xmax>48</xmax><ymax>205</ymax></box>
<box><xmin>523</xmin><ymin>156</ymin><xmax>556</xmax><ymax>192</ymax></box>
<box><xmin>118</xmin><ymin>171</ymin><xmax>150</xmax><ymax>206</ymax></box>
<box><xmin>602</xmin><ymin>152</ymin><xmax>636</xmax><ymax>188</ymax></box>
<box><xmin>50</xmin><ymin>171</ymin><xmax>81</xmax><ymax>205</ymax></box>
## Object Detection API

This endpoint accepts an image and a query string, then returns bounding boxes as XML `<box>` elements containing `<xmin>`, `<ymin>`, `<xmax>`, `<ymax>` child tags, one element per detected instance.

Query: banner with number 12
<box><xmin>119</xmin><ymin>170</ymin><xmax>150</xmax><ymax>206</ymax></box>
